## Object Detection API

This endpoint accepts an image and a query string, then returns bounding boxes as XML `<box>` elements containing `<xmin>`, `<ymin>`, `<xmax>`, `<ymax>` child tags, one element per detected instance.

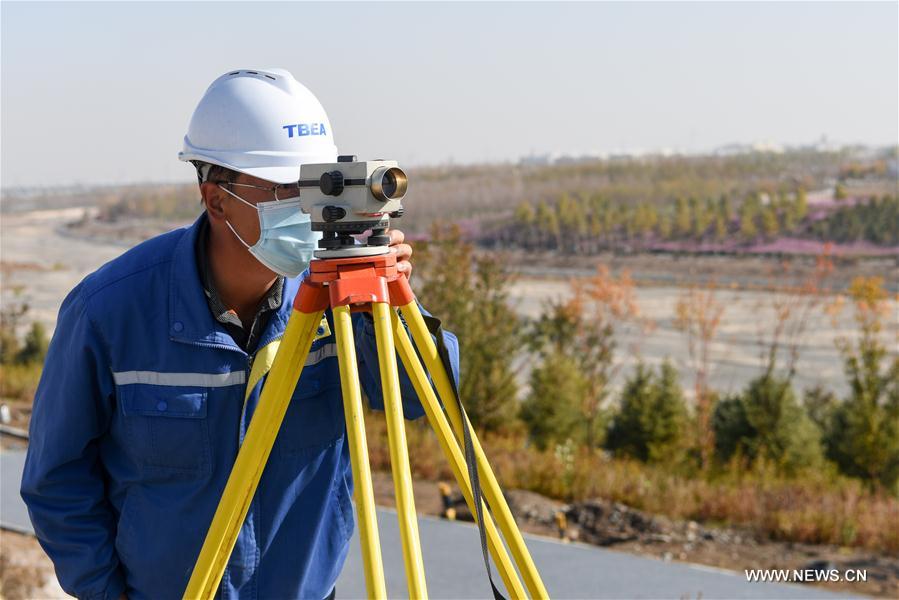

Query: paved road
<box><xmin>1</xmin><ymin>450</ymin><xmax>32</xmax><ymax>534</ymax></box>
<box><xmin>2</xmin><ymin>451</ymin><xmax>848</xmax><ymax>599</ymax></box>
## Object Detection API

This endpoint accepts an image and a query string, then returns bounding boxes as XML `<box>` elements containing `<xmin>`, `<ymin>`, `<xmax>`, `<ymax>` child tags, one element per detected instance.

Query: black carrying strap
<box><xmin>421</xmin><ymin>314</ymin><xmax>506</xmax><ymax>600</ymax></box>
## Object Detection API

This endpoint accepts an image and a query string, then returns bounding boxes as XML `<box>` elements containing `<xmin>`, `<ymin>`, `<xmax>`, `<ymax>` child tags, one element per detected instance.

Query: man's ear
<box><xmin>200</xmin><ymin>181</ymin><xmax>227</xmax><ymax>222</ymax></box>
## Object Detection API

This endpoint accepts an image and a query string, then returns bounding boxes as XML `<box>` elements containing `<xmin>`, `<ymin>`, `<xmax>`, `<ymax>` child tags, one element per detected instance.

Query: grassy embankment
<box><xmin>364</xmin><ymin>416</ymin><xmax>899</xmax><ymax>554</ymax></box>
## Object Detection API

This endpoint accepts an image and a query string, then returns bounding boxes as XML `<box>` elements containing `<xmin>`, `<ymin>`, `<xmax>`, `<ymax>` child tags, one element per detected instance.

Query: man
<box><xmin>21</xmin><ymin>68</ymin><xmax>459</xmax><ymax>600</ymax></box>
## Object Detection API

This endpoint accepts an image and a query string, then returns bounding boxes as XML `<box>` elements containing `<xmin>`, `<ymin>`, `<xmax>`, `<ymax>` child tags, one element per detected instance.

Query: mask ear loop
<box><xmin>218</xmin><ymin>183</ymin><xmax>258</xmax><ymax>209</ymax></box>
<box><xmin>225</xmin><ymin>221</ymin><xmax>253</xmax><ymax>249</ymax></box>
<box><xmin>219</xmin><ymin>183</ymin><xmax>257</xmax><ymax>249</ymax></box>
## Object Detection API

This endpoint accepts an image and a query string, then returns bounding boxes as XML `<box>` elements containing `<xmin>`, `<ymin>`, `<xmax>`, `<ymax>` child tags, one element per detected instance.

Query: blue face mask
<box><xmin>220</xmin><ymin>185</ymin><xmax>321</xmax><ymax>278</ymax></box>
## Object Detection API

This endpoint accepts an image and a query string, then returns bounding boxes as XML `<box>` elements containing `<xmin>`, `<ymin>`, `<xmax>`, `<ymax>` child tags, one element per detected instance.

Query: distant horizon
<box><xmin>1</xmin><ymin>138</ymin><xmax>894</xmax><ymax>194</ymax></box>
<box><xmin>0</xmin><ymin>140</ymin><xmax>899</xmax><ymax>195</ymax></box>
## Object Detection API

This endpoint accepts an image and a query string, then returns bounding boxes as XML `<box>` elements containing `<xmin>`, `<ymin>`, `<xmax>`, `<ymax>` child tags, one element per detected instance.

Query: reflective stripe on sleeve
<box><xmin>304</xmin><ymin>342</ymin><xmax>336</xmax><ymax>367</ymax></box>
<box><xmin>112</xmin><ymin>370</ymin><xmax>247</xmax><ymax>387</ymax></box>
<box><xmin>244</xmin><ymin>341</ymin><xmax>337</xmax><ymax>402</ymax></box>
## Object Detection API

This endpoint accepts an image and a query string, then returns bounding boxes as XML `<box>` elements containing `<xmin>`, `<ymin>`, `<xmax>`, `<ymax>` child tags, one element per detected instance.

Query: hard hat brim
<box><xmin>235</xmin><ymin>165</ymin><xmax>304</xmax><ymax>185</ymax></box>
<box><xmin>179</xmin><ymin>150</ymin><xmax>336</xmax><ymax>185</ymax></box>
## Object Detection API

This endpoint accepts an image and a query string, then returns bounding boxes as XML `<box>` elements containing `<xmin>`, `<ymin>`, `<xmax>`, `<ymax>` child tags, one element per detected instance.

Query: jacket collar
<box><xmin>168</xmin><ymin>213</ymin><xmax>303</xmax><ymax>354</ymax></box>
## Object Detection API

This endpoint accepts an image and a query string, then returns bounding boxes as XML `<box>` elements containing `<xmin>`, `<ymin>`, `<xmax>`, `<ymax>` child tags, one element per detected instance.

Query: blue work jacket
<box><xmin>21</xmin><ymin>215</ymin><xmax>459</xmax><ymax>600</ymax></box>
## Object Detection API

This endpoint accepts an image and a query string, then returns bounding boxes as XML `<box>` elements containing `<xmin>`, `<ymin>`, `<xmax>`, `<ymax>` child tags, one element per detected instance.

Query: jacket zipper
<box><xmin>239</xmin><ymin>354</ymin><xmax>252</xmax><ymax>447</ymax></box>
<box><xmin>238</xmin><ymin>333</ymin><xmax>285</xmax><ymax>447</ymax></box>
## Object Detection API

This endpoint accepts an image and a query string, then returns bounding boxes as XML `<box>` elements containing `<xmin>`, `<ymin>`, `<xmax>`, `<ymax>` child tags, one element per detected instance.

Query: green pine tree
<box><xmin>606</xmin><ymin>362</ymin><xmax>689</xmax><ymax>463</ymax></box>
<box><xmin>520</xmin><ymin>354</ymin><xmax>587</xmax><ymax>450</ymax></box>
<box><xmin>713</xmin><ymin>374</ymin><xmax>823</xmax><ymax>474</ymax></box>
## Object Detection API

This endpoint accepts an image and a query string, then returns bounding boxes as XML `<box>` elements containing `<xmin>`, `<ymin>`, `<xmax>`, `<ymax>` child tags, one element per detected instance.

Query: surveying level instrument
<box><xmin>299</xmin><ymin>155</ymin><xmax>409</xmax><ymax>258</ymax></box>
<box><xmin>183</xmin><ymin>158</ymin><xmax>548</xmax><ymax>600</ymax></box>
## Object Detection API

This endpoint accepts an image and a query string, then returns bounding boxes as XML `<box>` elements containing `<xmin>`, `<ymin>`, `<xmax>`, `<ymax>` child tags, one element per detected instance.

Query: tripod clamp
<box><xmin>295</xmin><ymin>253</ymin><xmax>415</xmax><ymax>314</ymax></box>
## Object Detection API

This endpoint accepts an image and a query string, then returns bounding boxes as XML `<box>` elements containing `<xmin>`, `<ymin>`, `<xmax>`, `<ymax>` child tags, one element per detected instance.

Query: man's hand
<box><xmin>388</xmin><ymin>229</ymin><xmax>413</xmax><ymax>278</ymax></box>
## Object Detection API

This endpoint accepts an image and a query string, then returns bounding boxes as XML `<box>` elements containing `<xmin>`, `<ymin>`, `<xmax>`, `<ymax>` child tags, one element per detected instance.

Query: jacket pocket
<box><xmin>277</xmin><ymin>377</ymin><xmax>344</xmax><ymax>458</ymax></box>
<box><xmin>119</xmin><ymin>385</ymin><xmax>211</xmax><ymax>474</ymax></box>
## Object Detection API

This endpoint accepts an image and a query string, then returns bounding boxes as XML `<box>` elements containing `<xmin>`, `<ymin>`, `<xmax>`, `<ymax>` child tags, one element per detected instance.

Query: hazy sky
<box><xmin>2</xmin><ymin>1</ymin><xmax>897</xmax><ymax>188</ymax></box>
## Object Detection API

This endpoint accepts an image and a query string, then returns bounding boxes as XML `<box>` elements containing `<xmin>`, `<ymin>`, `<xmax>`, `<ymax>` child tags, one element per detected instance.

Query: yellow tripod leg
<box><xmin>399</xmin><ymin>301</ymin><xmax>549</xmax><ymax>600</ymax></box>
<box><xmin>371</xmin><ymin>302</ymin><xmax>428</xmax><ymax>599</ymax></box>
<box><xmin>391</xmin><ymin>310</ymin><xmax>528</xmax><ymax>599</ymax></box>
<box><xmin>332</xmin><ymin>305</ymin><xmax>387</xmax><ymax>599</ymax></box>
<box><xmin>184</xmin><ymin>308</ymin><xmax>324</xmax><ymax>600</ymax></box>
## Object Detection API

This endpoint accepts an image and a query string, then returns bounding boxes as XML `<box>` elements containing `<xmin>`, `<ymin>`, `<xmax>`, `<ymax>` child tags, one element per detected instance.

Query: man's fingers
<box><xmin>388</xmin><ymin>229</ymin><xmax>405</xmax><ymax>246</ymax></box>
<box><xmin>390</xmin><ymin>243</ymin><xmax>412</xmax><ymax>260</ymax></box>
<box><xmin>386</xmin><ymin>229</ymin><xmax>411</xmax><ymax>277</ymax></box>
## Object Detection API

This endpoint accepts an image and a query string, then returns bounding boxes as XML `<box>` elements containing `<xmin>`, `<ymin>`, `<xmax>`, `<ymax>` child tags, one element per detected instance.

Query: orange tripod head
<box><xmin>294</xmin><ymin>254</ymin><xmax>416</xmax><ymax>315</ymax></box>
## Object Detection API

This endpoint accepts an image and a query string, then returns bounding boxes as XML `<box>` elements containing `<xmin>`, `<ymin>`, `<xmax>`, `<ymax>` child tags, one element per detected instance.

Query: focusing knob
<box><xmin>320</xmin><ymin>171</ymin><xmax>344</xmax><ymax>196</ymax></box>
<box><xmin>322</xmin><ymin>206</ymin><xmax>346</xmax><ymax>222</ymax></box>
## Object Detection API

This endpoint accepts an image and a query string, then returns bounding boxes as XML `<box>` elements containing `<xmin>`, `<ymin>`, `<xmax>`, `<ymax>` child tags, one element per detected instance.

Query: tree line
<box><xmin>488</xmin><ymin>191</ymin><xmax>898</xmax><ymax>252</ymax></box>
<box><xmin>74</xmin><ymin>149</ymin><xmax>885</xmax><ymax>242</ymax></box>
<box><xmin>810</xmin><ymin>195</ymin><xmax>899</xmax><ymax>245</ymax></box>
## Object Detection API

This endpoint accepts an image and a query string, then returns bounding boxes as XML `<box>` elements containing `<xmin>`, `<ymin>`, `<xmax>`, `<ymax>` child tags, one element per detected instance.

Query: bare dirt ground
<box><xmin>504</xmin><ymin>249</ymin><xmax>899</xmax><ymax>293</ymax></box>
<box><xmin>0</xmin><ymin>530</ymin><xmax>66</xmax><ymax>599</ymax></box>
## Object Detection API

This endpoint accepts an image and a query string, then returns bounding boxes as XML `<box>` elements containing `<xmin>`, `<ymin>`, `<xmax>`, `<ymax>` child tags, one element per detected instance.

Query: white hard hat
<box><xmin>178</xmin><ymin>68</ymin><xmax>338</xmax><ymax>184</ymax></box>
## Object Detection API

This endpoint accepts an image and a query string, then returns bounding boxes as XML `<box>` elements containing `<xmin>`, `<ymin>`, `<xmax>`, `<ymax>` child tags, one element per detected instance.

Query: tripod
<box><xmin>183</xmin><ymin>251</ymin><xmax>548</xmax><ymax>600</ymax></box>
